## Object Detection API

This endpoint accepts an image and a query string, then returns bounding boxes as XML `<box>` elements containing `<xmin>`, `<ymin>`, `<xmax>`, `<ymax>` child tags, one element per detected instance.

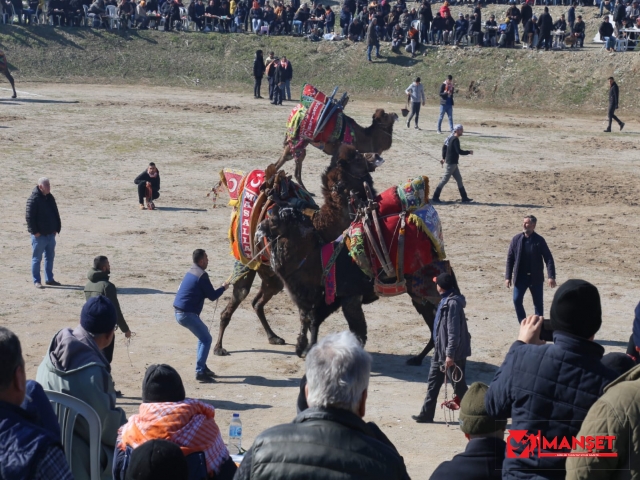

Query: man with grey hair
<box><xmin>235</xmin><ymin>331</ymin><xmax>410</xmax><ymax>480</ymax></box>
<box><xmin>432</xmin><ymin>124</ymin><xmax>474</xmax><ymax>203</ymax></box>
<box><xmin>26</xmin><ymin>177</ymin><xmax>62</xmax><ymax>288</ymax></box>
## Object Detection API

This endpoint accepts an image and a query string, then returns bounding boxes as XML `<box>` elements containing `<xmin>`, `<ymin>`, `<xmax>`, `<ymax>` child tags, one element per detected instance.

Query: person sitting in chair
<box><xmin>454</xmin><ymin>12</ymin><xmax>468</xmax><ymax>45</ymax></box>
<box><xmin>569</xmin><ymin>14</ymin><xmax>585</xmax><ymax>47</ymax></box>
<box><xmin>134</xmin><ymin>162</ymin><xmax>160</xmax><ymax>210</ymax></box>
<box><xmin>391</xmin><ymin>22</ymin><xmax>404</xmax><ymax>51</ymax></box>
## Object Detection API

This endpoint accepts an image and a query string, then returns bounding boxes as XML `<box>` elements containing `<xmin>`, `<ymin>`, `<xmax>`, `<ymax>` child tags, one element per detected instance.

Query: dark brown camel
<box><xmin>257</xmin><ymin>200</ymin><xmax>457</xmax><ymax>364</ymax></box>
<box><xmin>213</xmin><ymin>147</ymin><xmax>384</xmax><ymax>356</ymax></box>
<box><xmin>275</xmin><ymin>109</ymin><xmax>398</xmax><ymax>191</ymax></box>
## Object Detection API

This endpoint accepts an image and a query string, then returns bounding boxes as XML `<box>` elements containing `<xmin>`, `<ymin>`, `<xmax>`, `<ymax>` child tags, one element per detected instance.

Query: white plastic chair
<box><xmin>179</xmin><ymin>6</ymin><xmax>190</xmax><ymax>30</ymax></box>
<box><xmin>106</xmin><ymin>4</ymin><xmax>119</xmax><ymax>29</ymax></box>
<box><xmin>45</xmin><ymin>390</ymin><xmax>103</xmax><ymax>480</ymax></box>
<box><xmin>410</xmin><ymin>19</ymin><xmax>421</xmax><ymax>42</ymax></box>
<box><xmin>82</xmin><ymin>4</ymin><xmax>90</xmax><ymax>26</ymax></box>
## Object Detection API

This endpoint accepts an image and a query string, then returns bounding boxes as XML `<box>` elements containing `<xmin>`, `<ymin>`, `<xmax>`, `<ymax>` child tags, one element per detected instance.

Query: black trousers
<box><xmin>268</xmin><ymin>77</ymin><xmax>275</xmax><ymax>100</ymax></box>
<box><xmin>272</xmin><ymin>83</ymin><xmax>283</xmax><ymax>105</ymax></box>
<box><xmin>407</xmin><ymin>101</ymin><xmax>421</xmax><ymax>126</ymax></box>
<box><xmin>103</xmin><ymin>334</ymin><xmax>115</xmax><ymax>364</ymax></box>
<box><xmin>137</xmin><ymin>183</ymin><xmax>160</xmax><ymax>204</ymax></box>
<box><xmin>537</xmin><ymin>32</ymin><xmax>551</xmax><ymax>49</ymax></box>
<box><xmin>419</xmin><ymin>358</ymin><xmax>468</xmax><ymax>420</ymax></box>
<box><xmin>608</xmin><ymin>104</ymin><xmax>622</xmax><ymax>130</ymax></box>
<box><xmin>254</xmin><ymin>76</ymin><xmax>262</xmax><ymax>97</ymax></box>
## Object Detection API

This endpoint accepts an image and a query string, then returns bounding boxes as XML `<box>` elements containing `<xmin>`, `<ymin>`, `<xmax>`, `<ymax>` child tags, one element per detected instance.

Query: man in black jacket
<box><xmin>432</xmin><ymin>124</ymin><xmax>473</xmax><ymax>203</ymax></box>
<box><xmin>605</xmin><ymin>76</ymin><xmax>625</xmax><ymax>132</ymax></box>
<box><xmin>419</xmin><ymin>0</ymin><xmax>432</xmax><ymax>44</ymax></box>
<box><xmin>536</xmin><ymin>6</ymin><xmax>553</xmax><ymax>50</ymax></box>
<box><xmin>252</xmin><ymin>49</ymin><xmax>265</xmax><ymax>98</ymax></box>
<box><xmin>134</xmin><ymin>162</ymin><xmax>160</xmax><ymax>210</ymax></box>
<box><xmin>26</xmin><ymin>177</ymin><xmax>62</xmax><ymax>288</ymax></box>
<box><xmin>505</xmin><ymin>215</ymin><xmax>556</xmax><ymax>322</ymax></box>
<box><xmin>599</xmin><ymin>15</ymin><xmax>615</xmax><ymax>51</ymax></box>
<box><xmin>235</xmin><ymin>331</ymin><xmax>410</xmax><ymax>480</ymax></box>
<box><xmin>271</xmin><ymin>59</ymin><xmax>284</xmax><ymax>105</ymax></box>
<box><xmin>280</xmin><ymin>56</ymin><xmax>293</xmax><ymax>101</ymax></box>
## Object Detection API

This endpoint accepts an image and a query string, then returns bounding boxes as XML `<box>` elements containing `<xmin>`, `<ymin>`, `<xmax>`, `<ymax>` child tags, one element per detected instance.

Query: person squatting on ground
<box><xmin>252</xmin><ymin>49</ymin><xmax>265</xmax><ymax>99</ymax></box>
<box><xmin>505</xmin><ymin>215</ymin><xmax>556</xmax><ymax>323</ymax></box>
<box><xmin>36</xmin><ymin>296</ymin><xmax>128</xmax><ymax>480</ymax></box>
<box><xmin>235</xmin><ymin>331</ymin><xmax>411</xmax><ymax>479</ymax></box>
<box><xmin>605</xmin><ymin>76</ymin><xmax>625</xmax><ymax>132</ymax></box>
<box><xmin>84</xmin><ymin>255</ymin><xmax>133</xmax><ymax>368</ymax></box>
<box><xmin>0</xmin><ymin>327</ymin><xmax>74</xmax><ymax>480</ymax></box>
<box><xmin>485</xmin><ymin>280</ymin><xmax>619</xmax><ymax>480</ymax></box>
<box><xmin>412</xmin><ymin>273</ymin><xmax>470</xmax><ymax>424</ymax></box>
<box><xmin>134</xmin><ymin>162</ymin><xmax>160</xmax><ymax>210</ymax></box>
<box><xmin>431</xmin><ymin>124</ymin><xmax>473</xmax><ymax>203</ymax></box>
<box><xmin>405</xmin><ymin>77</ymin><xmax>425</xmax><ymax>130</ymax></box>
<box><xmin>429</xmin><ymin>382</ymin><xmax>507</xmax><ymax>480</ymax></box>
<box><xmin>0</xmin><ymin>50</ymin><xmax>17</xmax><ymax>98</ymax></box>
<box><xmin>437</xmin><ymin>75</ymin><xmax>454</xmax><ymax>134</ymax></box>
<box><xmin>173</xmin><ymin>249</ymin><xmax>228</xmax><ymax>383</ymax></box>
<box><xmin>26</xmin><ymin>176</ymin><xmax>62</xmax><ymax>289</ymax></box>
<box><xmin>113</xmin><ymin>364</ymin><xmax>237</xmax><ymax>480</ymax></box>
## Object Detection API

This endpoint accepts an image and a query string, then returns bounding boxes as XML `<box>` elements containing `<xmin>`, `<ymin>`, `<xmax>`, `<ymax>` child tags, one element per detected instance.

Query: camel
<box><xmin>213</xmin><ymin>146</ymin><xmax>384</xmax><ymax>356</ymax></box>
<box><xmin>256</xmin><ymin>193</ymin><xmax>458</xmax><ymax>364</ymax></box>
<box><xmin>274</xmin><ymin>108</ymin><xmax>398</xmax><ymax>191</ymax></box>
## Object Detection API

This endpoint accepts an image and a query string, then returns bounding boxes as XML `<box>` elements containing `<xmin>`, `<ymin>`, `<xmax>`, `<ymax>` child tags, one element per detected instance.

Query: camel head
<box><xmin>322</xmin><ymin>145</ymin><xmax>382</xmax><ymax>204</ymax></box>
<box><xmin>371</xmin><ymin>109</ymin><xmax>399</xmax><ymax>129</ymax></box>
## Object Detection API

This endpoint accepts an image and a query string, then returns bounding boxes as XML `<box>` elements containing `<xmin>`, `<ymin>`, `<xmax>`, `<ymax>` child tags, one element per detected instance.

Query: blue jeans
<box><xmin>437</xmin><ymin>104</ymin><xmax>454</xmax><ymax>132</ymax></box>
<box><xmin>513</xmin><ymin>276</ymin><xmax>544</xmax><ymax>323</ymax></box>
<box><xmin>31</xmin><ymin>234</ymin><xmax>56</xmax><ymax>284</ymax></box>
<box><xmin>366</xmin><ymin>43</ymin><xmax>380</xmax><ymax>61</ymax></box>
<box><xmin>252</xmin><ymin>18</ymin><xmax>261</xmax><ymax>32</ymax></box>
<box><xmin>284</xmin><ymin>79</ymin><xmax>291</xmax><ymax>100</ymax></box>
<box><xmin>293</xmin><ymin>19</ymin><xmax>302</xmax><ymax>33</ymax></box>
<box><xmin>175</xmin><ymin>311</ymin><xmax>212</xmax><ymax>374</ymax></box>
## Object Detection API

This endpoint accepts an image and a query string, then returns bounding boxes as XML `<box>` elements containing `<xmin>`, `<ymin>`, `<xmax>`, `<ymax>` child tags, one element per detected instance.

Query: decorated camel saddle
<box><xmin>286</xmin><ymin>84</ymin><xmax>355</xmax><ymax>160</ymax></box>
<box><xmin>221</xmin><ymin>166</ymin><xmax>316</xmax><ymax>270</ymax></box>
<box><xmin>342</xmin><ymin>175</ymin><xmax>449</xmax><ymax>297</ymax></box>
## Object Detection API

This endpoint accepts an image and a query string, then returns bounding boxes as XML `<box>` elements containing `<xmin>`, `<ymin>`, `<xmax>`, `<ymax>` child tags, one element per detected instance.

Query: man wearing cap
<box><xmin>432</xmin><ymin>124</ymin><xmax>474</xmax><ymax>203</ymax></box>
<box><xmin>430</xmin><ymin>382</ymin><xmax>506</xmax><ymax>479</ymax></box>
<box><xmin>505</xmin><ymin>215</ymin><xmax>556</xmax><ymax>323</ymax></box>
<box><xmin>413</xmin><ymin>273</ymin><xmax>470</xmax><ymax>423</ymax></box>
<box><xmin>485</xmin><ymin>280</ymin><xmax>619</xmax><ymax>478</ymax></box>
<box><xmin>37</xmin><ymin>296</ymin><xmax>127</xmax><ymax>480</ymax></box>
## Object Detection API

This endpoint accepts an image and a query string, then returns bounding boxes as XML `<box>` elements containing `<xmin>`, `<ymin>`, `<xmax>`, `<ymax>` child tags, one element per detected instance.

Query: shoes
<box><xmin>203</xmin><ymin>366</ymin><xmax>216</xmax><ymax>378</ymax></box>
<box><xmin>34</xmin><ymin>282</ymin><xmax>43</xmax><ymax>289</ymax></box>
<box><xmin>431</xmin><ymin>198</ymin><xmax>442</xmax><ymax>203</ymax></box>
<box><xmin>11</xmin><ymin>93</ymin><xmax>16</xmax><ymax>99</ymax></box>
<box><xmin>376</xmin><ymin>55</ymin><xmax>382</xmax><ymax>58</ymax></box>
<box><xmin>436</xmin><ymin>130</ymin><xmax>442</xmax><ymax>134</ymax></box>
<box><xmin>139</xmin><ymin>203</ymin><xmax>146</xmax><ymax>210</ymax></box>
<box><xmin>620</xmin><ymin>122</ymin><xmax>625</xmax><ymax>131</ymax></box>
<box><xmin>604</xmin><ymin>128</ymin><xmax>611</xmax><ymax>132</ymax></box>
<box><xmin>411</xmin><ymin>414</ymin><xmax>434</xmax><ymax>424</ymax></box>
<box><xmin>406</xmin><ymin>120</ymin><xmax>410</xmax><ymax>128</ymax></box>
<box><xmin>147</xmin><ymin>201</ymin><xmax>155</xmax><ymax>210</ymax></box>
<box><xmin>414</xmin><ymin>125</ymin><xmax>420</xmax><ymax>130</ymax></box>
<box><xmin>115</xmin><ymin>390</ymin><xmax>123</xmax><ymax>398</ymax></box>
<box><xmin>45</xmin><ymin>280</ymin><xmax>62</xmax><ymax>286</ymax></box>
<box><xmin>196</xmin><ymin>372</ymin><xmax>216</xmax><ymax>383</ymax></box>
<box><xmin>461</xmin><ymin>198</ymin><xmax>473</xmax><ymax>203</ymax></box>
<box><xmin>258</xmin><ymin>96</ymin><xmax>264</xmax><ymax>99</ymax></box>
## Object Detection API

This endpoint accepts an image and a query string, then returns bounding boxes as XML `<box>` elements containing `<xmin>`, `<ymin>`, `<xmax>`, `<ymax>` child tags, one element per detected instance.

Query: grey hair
<box><xmin>524</xmin><ymin>214</ymin><xmax>537</xmax><ymax>224</ymax></box>
<box><xmin>305</xmin><ymin>331</ymin><xmax>371</xmax><ymax>413</ymax></box>
<box><xmin>38</xmin><ymin>177</ymin><xmax>50</xmax><ymax>186</ymax></box>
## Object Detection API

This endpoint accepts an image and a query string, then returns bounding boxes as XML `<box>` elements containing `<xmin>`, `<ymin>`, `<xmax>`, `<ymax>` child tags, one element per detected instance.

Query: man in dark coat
<box><xmin>432</xmin><ymin>124</ymin><xmax>474</xmax><ymax>203</ymax></box>
<box><xmin>252</xmin><ymin>49</ymin><xmax>265</xmax><ymax>98</ymax></box>
<box><xmin>430</xmin><ymin>382</ymin><xmax>506</xmax><ymax>480</ymax></box>
<box><xmin>536</xmin><ymin>6</ymin><xmax>553</xmax><ymax>50</ymax></box>
<box><xmin>485</xmin><ymin>280</ymin><xmax>619</xmax><ymax>479</ymax></box>
<box><xmin>520</xmin><ymin>0</ymin><xmax>532</xmax><ymax>33</ymax></box>
<box><xmin>419</xmin><ymin>0</ymin><xmax>432</xmax><ymax>43</ymax></box>
<box><xmin>26</xmin><ymin>177</ymin><xmax>62</xmax><ymax>288</ymax></box>
<box><xmin>366</xmin><ymin>17</ymin><xmax>381</xmax><ymax>61</ymax></box>
<box><xmin>505</xmin><ymin>215</ymin><xmax>556</xmax><ymax>322</ymax></box>
<box><xmin>280</xmin><ymin>56</ymin><xmax>293</xmax><ymax>101</ymax></box>
<box><xmin>605</xmin><ymin>76</ymin><xmax>625</xmax><ymax>132</ymax></box>
<box><xmin>271</xmin><ymin>59</ymin><xmax>284</xmax><ymax>105</ymax></box>
<box><xmin>134</xmin><ymin>162</ymin><xmax>161</xmax><ymax>209</ymax></box>
<box><xmin>235</xmin><ymin>331</ymin><xmax>410</xmax><ymax>480</ymax></box>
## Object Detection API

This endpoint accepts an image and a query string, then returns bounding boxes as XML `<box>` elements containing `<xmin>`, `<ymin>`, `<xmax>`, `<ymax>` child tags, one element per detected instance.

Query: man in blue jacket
<box><xmin>174</xmin><ymin>249</ymin><xmax>228</xmax><ymax>383</ymax></box>
<box><xmin>485</xmin><ymin>280</ymin><xmax>618</xmax><ymax>479</ymax></box>
<box><xmin>505</xmin><ymin>215</ymin><xmax>556</xmax><ymax>323</ymax></box>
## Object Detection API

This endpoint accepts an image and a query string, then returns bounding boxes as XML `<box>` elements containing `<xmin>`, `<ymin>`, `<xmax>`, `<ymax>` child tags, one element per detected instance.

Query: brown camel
<box><xmin>213</xmin><ymin>147</ymin><xmax>384</xmax><ymax>356</ymax></box>
<box><xmin>274</xmin><ymin>108</ymin><xmax>398</xmax><ymax>191</ymax></box>
<box><xmin>257</xmin><ymin>194</ymin><xmax>457</xmax><ymax>364</ymax></box>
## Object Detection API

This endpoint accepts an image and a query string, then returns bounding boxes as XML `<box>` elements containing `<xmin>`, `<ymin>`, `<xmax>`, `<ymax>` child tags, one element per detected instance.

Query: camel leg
<box><xmin>214</xmin><ymin>269</ymin><xmax>257</xmax><ymax>356</ymax></box>
<box><xmin>296</xmin><ymin>309</ymin><xmax>311</xmax><ymax>358</ymax></box>
<box><xmin>300</xmin><ymin>300</ymin><xmax>342</xmax><ymax>357</ymax></box>
<box><xmin>4</xmin><ymin>71</ymin><xmax>16</xmax><ymax>98</ymax></box>
<box><xmin>274</xmin><ymin>144</ymin><xmax>293</xmax><ymax>172</ymax></box>
<box><xmin>406</xmin><ymin>298</ymin><xmax>436</xmax><ymax>366</ymax></box>
<box><xmin>253</xmin><ymin>267</ymin><xmax>285</xmax><ymax>345</ymax></box>
<box><xmin>341</xmin><ymin>296</ymin><xmax>368</xmax><ymax>346</ymax></box>
<box><xmin>293</xmin><ymin>150</ymin><xmax>310</xmax><ymax>193</ymax></box>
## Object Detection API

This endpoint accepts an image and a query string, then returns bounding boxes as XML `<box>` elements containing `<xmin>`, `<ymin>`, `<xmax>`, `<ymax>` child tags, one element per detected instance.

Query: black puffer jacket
<box><xmin>25</xmin><ymin>186</ymin><xmax>61</xmax><ymax>235</ymax></box>
<box><xmin>234</xmin><ymin>407</ymin><xmax>410</xmax><ymax>480</ymax></box>
<box><xmin>133</xmin><ymin>170</ymin><xmax>160</xmax><ymax>194</ymax></box>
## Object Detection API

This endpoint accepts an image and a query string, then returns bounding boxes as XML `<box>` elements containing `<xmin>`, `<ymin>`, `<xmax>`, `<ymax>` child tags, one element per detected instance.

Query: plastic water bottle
<box><xmin>229</xmin><ymin>413</ymin><xmax>242</xmax><ymax>453</ymax></box>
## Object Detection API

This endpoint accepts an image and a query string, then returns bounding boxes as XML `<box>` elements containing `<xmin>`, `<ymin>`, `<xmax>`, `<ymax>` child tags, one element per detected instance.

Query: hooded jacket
<box><xmin>36</xmin><ymin>327</ymin><xmax>127</xmax><ymax>480</ymax></box>
<box><xmin>25</xmin><ymin>185</ymin><xmax>61</xmax><ymax>236</ymax></box>
<box><xmin>433</xmin><ymin>292</ymin><xmax>471</xmax><ymax>363</ymax></box>
<box><xmin>84</xmin><ymin>268</ymin><xmax>130</xmax><ymax>333</ymax></box>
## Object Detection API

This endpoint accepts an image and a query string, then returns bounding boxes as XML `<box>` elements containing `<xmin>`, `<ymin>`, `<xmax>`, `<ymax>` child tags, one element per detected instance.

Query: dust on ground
<box><xmin>1</xmin><ymin>83</ymin><xmax>638</xmax><ymax>478</ymax></box>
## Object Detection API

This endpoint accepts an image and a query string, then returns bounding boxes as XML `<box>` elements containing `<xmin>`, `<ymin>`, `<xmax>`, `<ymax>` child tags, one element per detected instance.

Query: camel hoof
<box><xmin>214</xmin><ymin>347</ymin><xmax>230</xmax><ymax>356</ymax></box>
<box><xmin>295</xmin><ymin>335</ymin><xmax>309</xmax><ymax>358</ymax></box>
<box><xmin>268</xmin><ymin>336</ymin><xmax>286</xmax><ymax>345</ymax></box>
<box><xmin>406</xmin><ymin>356</ymin><xmax>424</xmax><ymax>366</ymax></box>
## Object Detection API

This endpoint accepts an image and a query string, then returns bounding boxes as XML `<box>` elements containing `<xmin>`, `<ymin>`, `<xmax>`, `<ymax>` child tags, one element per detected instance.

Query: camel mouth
<box><xmin>391</xmin><ymin>113</ymin><xmax>399</xmax><ymax>122</ymax></box>
<box><xmin>370</xmin><ymin>155</ymin><xmax>384</xmax><ymax>169</ymax></box>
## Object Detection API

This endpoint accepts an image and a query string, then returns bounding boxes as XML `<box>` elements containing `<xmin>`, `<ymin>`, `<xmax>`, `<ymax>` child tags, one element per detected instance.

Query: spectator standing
<box><xmin>340</xmin><ymin>5</ymin><xmax>351</xmax><ymax>35</ymax></box>
<box><xmin>26</xmin><ymin>177</ymin><xmax>61</xmax><ymax>289</ymax></box>
<box><xmin>265</xmin><ymin>51</ymin><xmax>276</xmax><ymax>100</ymax></box>
<box><xmin>36</xmin><ymin>296</ymin><xmax>128</xmax><ymax>480</ymax></box>
<box><xmin>173</xmin><ymin>249</ymin><xmax>228</xmax><ymax>383</ymax></box>
<box><xmin>506</xmin><ymin>1</ymin><xmax>521</xmax><ymax>43</ymax></box>
<box><xmin>84</xmin><ymin>255</ymin><xmax>132</xmax><ymax>366</ymax></box>
<box><xmin>0</xmin><ymin>327</ymin><xmax>74</xmax><ymax>480</ymax></box>
<box><xmin>436</xmin><ymin>74</ymin><xmax>454</xmax><ymax>134</ymax></box>
<box><xmin>605</xmin><ymin>76</ymin><xmax>625</xmax><ymax>132</ymax></box>
<box><xmin>366</xmin><ymin>16</ymin><xmax>381</xmax><ymax>61</ymax></box>
<box><xmin>504</xmin><ymin>215</ymin><xmax>556</xmax><ymax>322</ymax></box>
<box><xmin>412</xmin><ymin>273</ymin><xmax>470</xmax><ymax>423</ymax></box>
<box><xmin>626</xmin><ymin>301</ymin><xmax>640</xmax><ymax>363</ymax></box>
<box><xmin>113</xmin><ymin>364</ymin><xmax>237</xmax><ymax>480</ymax></box>
<box><xmin>432</xmin><ymin>124</ymin><xmax>473</xmax><ymax>203</ymax></box>
<box><xmin>324</xmin><ymin>5</ymin><xmax>334</xmax><ymax>32</ymax></box>
<box><xmin>134</xmin><ymin>162</ymin><xmax>160</xmax><ymax>210</ymax></box>
<box><xmin>567</xmin><ymin>1</ymin><xmax>575</xmax><ymax>31</ymax></box>
<box><xmin>271</xmin><ymin>59</ymin><xmax>284</xmax><ymax>105</ymax></box>
<box><xmin>520</xmin><ymin>0</ymin><xmax>532</xmax><ymax>34</ymax></box>
<box><xmin>234</xmin><ymin>331</ymin><xmax>410</xmax><ymax>479</ymax></box>
<box><xmin>536</xmin><ymin>6</ymin><xmax>553</xmax><ymax>50</ymax></box>
<box><xmin>419</xmin><ymin>0</ymin><xmax>433</xmax><ymax>44</ymax></box>
<box><xmin>280</xmin><ymin>55</ymin><xmax>293</xmax><ymax>101</ymax></box>
<box><xmin>613</xmin><ymin>0</ymin><xmax>625</xmax><ymax>34</ymax></box>
<box><xmin>405</xmin><ymin>77</ymin><xmax>425</xmax><ymax>129</ymax></box>
<box><xmin>485</xmin><ymin>281</ymin><xmax>619</xmax><ymax>479</ymax></box>
<box><xmin>252</xmin><ymin>49</ymin><xmax>265</xmax><ymax>98</ymax></box>
<box><xmin>429</xmin><ymin>382</ymin><xmax>506</xmax><ymax>480</ymax></box>
<box><xmin>123</xmin><ymin>440</ymin><xmax>189</xmax><ymax>480</ymax></box>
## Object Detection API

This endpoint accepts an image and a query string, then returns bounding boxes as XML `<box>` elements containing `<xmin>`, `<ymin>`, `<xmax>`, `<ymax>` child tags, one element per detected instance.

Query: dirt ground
<box><xmin>1</xmin><ymin>83</ymin><xmax>639</xmax><ymax>478</ymax></box>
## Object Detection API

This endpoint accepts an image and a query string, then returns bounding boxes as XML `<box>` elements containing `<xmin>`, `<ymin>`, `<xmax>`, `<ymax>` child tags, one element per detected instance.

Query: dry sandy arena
<box><xmin>1</xmin><ymin>83</ymin><xmax>639</xmax><ymax>477</ymax></box>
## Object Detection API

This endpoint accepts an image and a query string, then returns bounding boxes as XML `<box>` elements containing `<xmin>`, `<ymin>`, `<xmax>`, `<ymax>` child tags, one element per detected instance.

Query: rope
<box><xmin>225</xmin><ymin>235</ymin><xmax>282</xmax><ymax>285</ymax></box>
<box><xmin>121</xmin><ymin>332</ymin><xmax>137</xmax><ymax>368</ymax></box>
<box><xmin>208</xmin><ymin>298</ymin><xmax>219</xmax><ymax>333</ymax></box>
<box><xmin>440</xmin><ymin>363</ymin><xmax>464</xmax><ymax>427</ymax></box>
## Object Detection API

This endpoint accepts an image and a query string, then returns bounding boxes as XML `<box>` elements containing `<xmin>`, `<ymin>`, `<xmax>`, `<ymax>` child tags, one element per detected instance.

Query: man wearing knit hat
<box><xmin>413</xmin><ymin>273</ymin><xmax>471</xmax><ymax>423</ymax></box>
<box><xmin>124</xmin><ymin>440</ymin><xmax>188</xmax><ymax>480</ymax></box>
<box><xmin>485</xmin><ymin>279</ymin><xmax>618</xmax><ymax>479</ymax></box>
<box><xmin>430</xmin><ymin>382</ymin><xmax>506</xmax><ymax>479</ymax></box>
<box><xmin>37</xmin><ymin>296</ymin><xmax>127</xmax><ymax>480</ymax></box>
